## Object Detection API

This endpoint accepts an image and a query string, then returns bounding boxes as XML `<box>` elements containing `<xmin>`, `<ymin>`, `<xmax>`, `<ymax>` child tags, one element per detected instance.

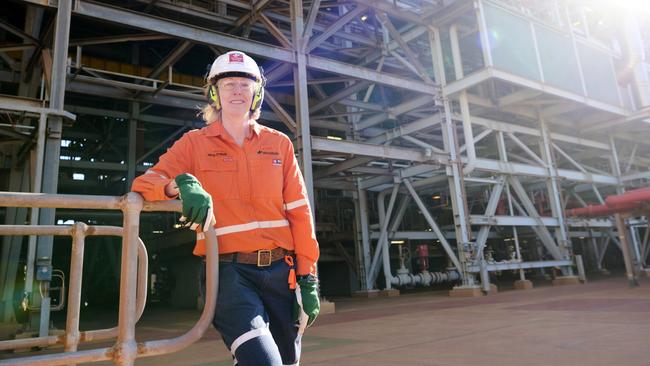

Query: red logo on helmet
<box><xmin>229</xmin><ymin>53</ymin><xmax>244</xmax><ymax>63</ymax></box>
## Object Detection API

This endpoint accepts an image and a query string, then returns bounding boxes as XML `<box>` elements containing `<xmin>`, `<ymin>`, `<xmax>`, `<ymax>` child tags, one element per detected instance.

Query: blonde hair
<box><xmin>200</xmin><ymin>83</ymin><xmax>262</xmax><ymax>125</ymax></box>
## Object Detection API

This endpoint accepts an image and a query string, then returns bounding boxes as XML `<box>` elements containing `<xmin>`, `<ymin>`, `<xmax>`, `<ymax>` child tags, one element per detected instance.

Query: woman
<box><xmin>132</xmin><ymin>50</ymin><xmax>320</xmax><ymax>366</ymax></box>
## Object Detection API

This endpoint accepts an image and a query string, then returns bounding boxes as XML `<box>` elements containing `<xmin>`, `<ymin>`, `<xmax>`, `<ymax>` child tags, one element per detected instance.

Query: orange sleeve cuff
<box><xmin>131</xmin><ymin>176</ymin><xmax>175</xmax><ymax>201</ymax></box>
<box><xmin>296</xmin><ymin>254</ymin><xmax>317</xmax><ymax>276</ymax></box>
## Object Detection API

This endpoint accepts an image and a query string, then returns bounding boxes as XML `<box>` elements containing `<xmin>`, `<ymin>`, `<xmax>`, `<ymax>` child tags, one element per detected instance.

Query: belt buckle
<box><xmin>257</xmin><ymin>249</ymin><xmax>272</xmax><ymax>267</ymax></box>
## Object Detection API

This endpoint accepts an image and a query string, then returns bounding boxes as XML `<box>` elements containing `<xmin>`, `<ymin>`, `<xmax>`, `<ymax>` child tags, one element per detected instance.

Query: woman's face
<box><xmin>217</xmin><ymin>77</ymin><xmax>256</xmax><ymax>114</ymax></box>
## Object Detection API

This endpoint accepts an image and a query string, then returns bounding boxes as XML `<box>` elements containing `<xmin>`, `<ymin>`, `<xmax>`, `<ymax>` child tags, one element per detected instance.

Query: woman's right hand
<box><xmin>174</xmin><ymin>173</ymin><xmax>215</xmax><ymax>232</ymax></box>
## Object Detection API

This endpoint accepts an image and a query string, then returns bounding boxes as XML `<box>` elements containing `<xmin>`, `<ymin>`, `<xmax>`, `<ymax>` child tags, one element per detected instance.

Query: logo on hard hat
<box><xmin>229</xmin><ymin>53</ymin><xmax>244</xmax><ymax>63</ymax></box>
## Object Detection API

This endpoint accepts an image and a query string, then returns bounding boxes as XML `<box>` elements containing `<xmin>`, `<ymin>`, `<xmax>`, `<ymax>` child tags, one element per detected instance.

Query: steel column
<box><xmin>35</xmin><ymin>0</ymin><xmax>72</xmax><ymax>337</ymax></box>
<box><xmin>380</xmin><ymin>194</ymin><xmax>411</xmax><ymax>290</ymax></box>
<box><xmin>440</xmin><ymin>96</ymin><xmax>473</xmax><ymax>285</ymax></box>
<box><xmin>354</xmin><ymin>184</ymin><xmax>371</xmax><ymax>290</ymax></box>
<box><xmin>475</xmin><ymin>0</ymin><xmax>494</xmax><ymax>67</ymax></box>
<box><xmin>291</xmin><ymin>0</ymin><xmax>315</xmax><ymax>210</ymax></box>
<box><xmin>539</xmin><ymin>117</ymin><xmax>572</xmax><ymax>265</ymax></box>
<box><xmin>24</xmin><ymin>113</ymin><xmax>47</xmax><ymax>305</ymax></box>
<box><xmin>367</xmin><ymin>184</ymin><xmax>400</xmax><ymax>289</ymax></box>
<box><xmin>127</xmin><ymin>102</ymin><xmax>139</xmax><ymax>186</ymax></box>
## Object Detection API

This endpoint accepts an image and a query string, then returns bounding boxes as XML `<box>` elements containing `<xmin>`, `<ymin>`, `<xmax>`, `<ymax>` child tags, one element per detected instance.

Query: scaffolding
<box><xmin>1</xmin><ymin>0</ymin><xmax>649</xmax><ymax>350</ymax></box>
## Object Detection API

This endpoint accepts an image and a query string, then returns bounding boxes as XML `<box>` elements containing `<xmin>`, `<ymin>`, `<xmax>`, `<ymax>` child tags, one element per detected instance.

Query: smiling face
<box><xmin>217</xmin><ymin>76</ymin><xmax>257</xmax><ymax>115</ymax></box>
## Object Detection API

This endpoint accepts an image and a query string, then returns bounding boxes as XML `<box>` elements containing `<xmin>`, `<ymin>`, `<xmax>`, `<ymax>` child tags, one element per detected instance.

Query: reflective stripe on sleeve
<box><xmin>196</xmin><ymin>219</ymin><xmax>290</xmax><ymax>240</ymax></box>
<box><xmin>230</xmin><ymin>327</ymin><xmax>272</xmax><ymax>355</ymax></box>
<box><xmin>284</xmin><ymin>198</ymin><xmax>309</xmax><ymax>211</ymax></box>
<box><xmin>144</xmin><ymin>169</ymin><xmax>169</xmax><ymax>179</ymax></box>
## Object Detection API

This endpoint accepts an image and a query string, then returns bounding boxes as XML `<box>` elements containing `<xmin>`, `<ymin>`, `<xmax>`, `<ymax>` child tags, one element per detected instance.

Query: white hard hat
<box><xmin>207</xmin><ymin>50</ymin><xmax>261</xmax><ymax>82</ymax></box>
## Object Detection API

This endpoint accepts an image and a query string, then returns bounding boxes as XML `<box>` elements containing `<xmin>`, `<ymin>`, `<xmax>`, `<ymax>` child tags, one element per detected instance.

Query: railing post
<box><xmin>114</xmin><ymin>193</ymin><xmax>143</xmax><ymax>366</ymax></box>
<box><xmin>64</xmin><ymin>222</ymin><xmax>88</xmax><ymax>362</ymax></box>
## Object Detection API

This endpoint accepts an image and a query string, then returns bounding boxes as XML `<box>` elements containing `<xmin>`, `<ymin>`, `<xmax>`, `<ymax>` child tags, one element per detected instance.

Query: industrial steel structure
<box><xmin>1</xmin><ymin>0</ymin><xmax>650</xmax><ymax>353</ymax></box>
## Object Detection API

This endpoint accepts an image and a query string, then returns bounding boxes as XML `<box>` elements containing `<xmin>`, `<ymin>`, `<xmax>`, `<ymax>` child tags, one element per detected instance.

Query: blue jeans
<box><xmin>200</xmin><ymin>258</ymin><xmax>301</xmax><ymax>366</ymax></box>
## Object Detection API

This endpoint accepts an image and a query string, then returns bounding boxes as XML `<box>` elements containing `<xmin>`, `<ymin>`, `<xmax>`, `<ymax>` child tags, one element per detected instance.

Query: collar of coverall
<box><xmin>205</xmin><ymin>119</ymin><xmax>262</xmax><ymax>138</ymax></box>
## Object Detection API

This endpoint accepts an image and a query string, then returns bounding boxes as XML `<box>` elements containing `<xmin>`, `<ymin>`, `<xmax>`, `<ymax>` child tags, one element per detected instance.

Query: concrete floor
<box><xmin>3</xmin><ymin>275</ymin><xmax>650</xmax><ymax>365</ymax></box>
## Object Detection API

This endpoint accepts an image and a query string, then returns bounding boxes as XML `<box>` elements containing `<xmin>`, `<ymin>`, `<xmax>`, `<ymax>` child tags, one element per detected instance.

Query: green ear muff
<box><xmin>209</xmin><ymin>85</ymin><xmax>221</xmax><ymax>110</ymax></box>
<box><xmin>251</xmin><ymin>81</ymin><xmax>264</xmax><ymax>111</ymax></box>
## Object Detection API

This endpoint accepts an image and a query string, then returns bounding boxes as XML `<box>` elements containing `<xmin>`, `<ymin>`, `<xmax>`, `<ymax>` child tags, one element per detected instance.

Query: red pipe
<box><xmin>566</xmin><ymin>201</ymin><xmax>642</xmax><ymax>217</ymax></box>
<box><xmin>605</xmin><ymin>187</ymin><xmax>650</xmax><ymax>207</ymax></box>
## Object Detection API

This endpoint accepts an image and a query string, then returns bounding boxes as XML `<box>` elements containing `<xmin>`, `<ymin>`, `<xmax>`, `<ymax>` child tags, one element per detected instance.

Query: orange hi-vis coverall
<box><xmin>131</xmin><ymin>120</ymin><xmax>319</xmax><ymax>275</ymax></box>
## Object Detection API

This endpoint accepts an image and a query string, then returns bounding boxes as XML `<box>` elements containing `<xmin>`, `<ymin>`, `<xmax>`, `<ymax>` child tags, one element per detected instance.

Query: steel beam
<box><xmin>470</xmin><ymin>215</ymin><xmax>557</xmax><ymax>227</ymax></box>
<box><xmin>369</xmin><ymin>230</ymin><xmax>497</xmax><ymax>240</ymax></box>
<box><xmin>302</xmin><ymin>0</ymin><xmax>321</xmax><ymax>45</ymax></box>
<box><xmin>506</xmin><ymin>132</ymin><xmax>546</xmax><ymax>167</ymax></box>
<box><xmin>146</xmin><ymin>40</ymin><xmax>193</xmax><ymax>80</ymax></box>
<box><xmin>314</xmin><ymin>157</ymin><xmax>374</xmax><ymax>179</ymax></box>
<box><xmin>499</xmin><ymin>89</ymin><xmax>542</xmax><ymax>107</ymax></box>
<box><xmin>473</xmin><ymin>178</ymin><xmax>505</xmax><ymax>261</ymax></box>
<box><xmin>69</xmin><ymin>1</ymin><xmax>436</xmax><ymax>94</ymax></box>
<box><xmin>357</xmin><ymin>95</ymin><xmax>433</xmax><ymax>131</ymax></box>
<box><xmin>311</xmin><ymin>136</ymin><xmax>446</xmax><ymax>164</ymax></box>
<box><xmin>354</xmin><ymin>0</ymin><xmax>425</xmax><ymax>25</ymax></box>
<box><xmin>264</xmin><ymin>91</ymin><xmax>296</xmax><ymax>132</ymax></box>
<box><xmin>366</xmin><ymin>115</ymin><xmax>442</xmax><ymax>145</ymax></box>
<box><xmin>403</xmin><ymin>179</ymin><xmax>463</xmax><ymax>273</ymax></box>
<box><xmin>306</xmin><ymin>5</ymin><xmax>368</xmax><ymax>53</ymax></box>
<box><xmin>508</xmin><ymin>177</ymin><xmax>564</xmax><ymax>260</ymax></box>
<box><xmin>472</xmin><ymin>158</ymin><xmax>618</xmax><ymax>184</ymax></box>
<box><xmin>467</xmin><ymin>260</ymin><xmax>573</xmax><ymax>272</ymax></box>
<box><xmin>258</xmin><ymin>14</ymin><xmax>292</xmax><ymax>48</ymax></box>
<box><xmin>235</xmin><ymin>0</ymin><xmax>273</xmax><ymax>30</ymax></box>
<box><xmin>0</xmin><ymin>19</ymin><xmax>39</xmax><ymax>44</ymax></box>
<box><xmin>309</xmin><ymin>81</ymin><xmax>371</xmax><ymax>114</ymax></box>
<box><xmin>375</xmin><ymin>12</ymin><xmax>432</xmax><ymax>83</ymax></box>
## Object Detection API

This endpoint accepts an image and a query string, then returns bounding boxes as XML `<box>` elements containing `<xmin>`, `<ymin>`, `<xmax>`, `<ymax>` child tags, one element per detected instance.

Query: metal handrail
<box><xmin>0</xmin><ymin>192</ymin><xmax>219</xmax><ymax>366</ymax></box>
<box><xmin>0</xmin><ymin>225</ymin><xmax>148</xmax><ymax>352</ymax></box>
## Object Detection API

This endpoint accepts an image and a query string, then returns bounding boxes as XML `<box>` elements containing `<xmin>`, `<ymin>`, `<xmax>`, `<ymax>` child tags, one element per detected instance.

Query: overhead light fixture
<box><xmin>432</xmin><ymin>195</ymin><xmax>441</xmax><ymax>199</ymax></box>
<box><xmin>326</xmin><ymin>136</ymin><xmax>342</xmax><ymax>140</ymax></box>
<box><xmin>361</xmin><ymin>15</ymin><xmax>368</xmax><ymax>21</ymax></box>
<box><xmin>391</xmin><ymin>240</ymin><xmax>405</xmax><ymax>244</ymax></box>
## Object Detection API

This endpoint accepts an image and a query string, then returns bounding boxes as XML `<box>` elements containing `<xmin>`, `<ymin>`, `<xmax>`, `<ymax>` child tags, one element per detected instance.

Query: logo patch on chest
<box><xmin>257</xmin><ymin>150</ymin><xmax>279</xmax><ymax>156</ymax></box>
<box><xmin>272</xmin><ymin>159</ymin><xmax>282</xmax><ymax>166</ymax></box>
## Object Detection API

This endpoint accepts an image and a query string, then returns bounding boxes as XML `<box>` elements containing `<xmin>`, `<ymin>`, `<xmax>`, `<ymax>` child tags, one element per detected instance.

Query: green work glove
<box><xmin>175</xmin><ymin>173</ymin><xmax>214</xmax><ymax>232</ymax></box>
<box><xmin>294</xmin><ymin>274</ymin><xmax>320</xmax><ymax>332</ymax></box>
